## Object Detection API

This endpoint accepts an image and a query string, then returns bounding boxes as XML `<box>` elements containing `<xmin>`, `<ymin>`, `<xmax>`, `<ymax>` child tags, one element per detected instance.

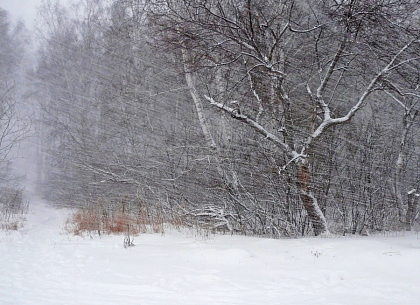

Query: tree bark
<box><xmin>394</xmin><ymin>108</ymin><xmax>418</xmax><ymax>220</ymax></box>
<box><xmin>182</xmin><ymin>48</ymin><xmax>239</xmax><ymax>193</ymax></box>
<box><xmin>297</xmin><ymin>164</ymin><xmax>328</xmax><ymax>236</ymax></box>
<box><xmin>405</xmin><ymin>190</ymin><xmax>419</xmax><ymax>231</ymax></box>
<box><xmin>181</xmin><ymin>48</ymin><xmax>224</xmax><ymax>177</ymax></box>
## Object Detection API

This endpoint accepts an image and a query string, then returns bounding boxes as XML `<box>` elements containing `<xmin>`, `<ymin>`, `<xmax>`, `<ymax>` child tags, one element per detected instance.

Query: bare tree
<box><xmin>33</xmin><ymin>0</ymin><xmax>420</xmax><ymax>237</ymax></box>
<box><xmin>0</xmin><ymin>9</ymin><xmax>29</xmax><ymax>183</ymax></box>
<box><xmin>386</xmin><ymin>89</ymin><xmax>420</xmax><ymax>228</ymax></box>
<box><xmin>152</xmin><ymin>0</ymin><xmax>420</xmax><ymax>235</ymax></box>
<box><xmin>0</xmin><ymin>8</ymin><xmax>30</xmax><ymax>229</ymax></box>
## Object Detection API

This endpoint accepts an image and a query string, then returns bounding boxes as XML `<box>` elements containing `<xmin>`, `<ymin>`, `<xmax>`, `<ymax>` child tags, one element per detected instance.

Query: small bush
<box><xmin>0</xmin><ymin>186</ymin><xmax>29</xmax><ymax>231</ymax></box>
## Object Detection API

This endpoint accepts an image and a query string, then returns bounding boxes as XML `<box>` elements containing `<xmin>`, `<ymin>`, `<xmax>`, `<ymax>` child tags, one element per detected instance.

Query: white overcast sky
<box><xmin>0</xmin><ymin>0</ymin><xmax>44</xmax><ymax>29</ymax></box>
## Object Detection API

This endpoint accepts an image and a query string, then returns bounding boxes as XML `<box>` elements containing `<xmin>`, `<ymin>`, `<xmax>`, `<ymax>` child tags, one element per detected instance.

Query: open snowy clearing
<box><xmin>1</xmin><ymin>196</ymin><xmax>420</xmax><ymax>305</ymax></box>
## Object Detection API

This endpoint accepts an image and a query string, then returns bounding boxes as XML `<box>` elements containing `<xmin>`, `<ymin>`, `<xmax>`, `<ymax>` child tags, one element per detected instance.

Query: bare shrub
<box><xmin>0</xmin><ymin>186</ymin><xmax>29</xmax><ymax>231</ymax></box>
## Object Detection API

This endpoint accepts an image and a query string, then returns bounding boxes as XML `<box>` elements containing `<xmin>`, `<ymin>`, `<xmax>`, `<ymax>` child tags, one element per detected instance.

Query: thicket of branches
<box><xmin>0</xmin><ymin>9</ymin><xmax>27</xmax><ymax>179</ymax></box>
<box><xmin>0</xmin><ymin>9</ymin><xmax>30</xmax><ymax>230</ymax></box>
<box><xmin>34</xmin><ymin>0</ymin><xmax>420</xmax><ymax>237</ymax></box>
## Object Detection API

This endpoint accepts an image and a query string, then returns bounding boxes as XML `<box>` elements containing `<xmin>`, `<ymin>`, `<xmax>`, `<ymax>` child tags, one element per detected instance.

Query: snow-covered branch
<box><xmin>204</xmin><ymin>95</ymin><xmax>298</xmax><ymax>160</ymax></box>
<box><xmin>306</xmin><ymin>40</ymin><xmax>418</xmax><ymax>146</ymax></box>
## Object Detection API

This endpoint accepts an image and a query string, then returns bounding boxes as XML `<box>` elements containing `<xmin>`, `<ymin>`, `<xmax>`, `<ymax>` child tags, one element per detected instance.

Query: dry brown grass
<box><xmin>106</xmin><ymin>212</ymin><xmax>138</xmax><ymax>235</ymax></box>
<box><xmin>68</xmin><ymin>209</ymin><xmax>101</xmax><ymax>235</ymax></box>
<box><xmin>66</xmin><ymin>199</ymin><xmax>183</xmax><ymax>236</ymax></box>
<box><xmin>0</xmin><ymin>220</ymin><xmax>21</xmax><ymax>231</ymax></box>
<box><xmin>67</xmin><ymin>208</ymin><xmax>139</xmax><ymax>236</ymax></box>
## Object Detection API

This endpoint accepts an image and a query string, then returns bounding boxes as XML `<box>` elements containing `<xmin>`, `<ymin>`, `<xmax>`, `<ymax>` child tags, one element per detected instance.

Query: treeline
<box><xmin>0</xmin><ymin>9</ymin><xmax>30</xmax><ymax>230</ymax></box>
<box><xmin>33</xmin><ymin>0</ymin><xmax>420</xmax><ymax>237</ymax></box>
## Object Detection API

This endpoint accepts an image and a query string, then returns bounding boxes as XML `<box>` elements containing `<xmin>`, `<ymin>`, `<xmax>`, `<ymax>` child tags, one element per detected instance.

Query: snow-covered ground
<box><xmin>1</xmin><ymin>196</ymin><xmax>420</xmax><ymax>305</ymax></box>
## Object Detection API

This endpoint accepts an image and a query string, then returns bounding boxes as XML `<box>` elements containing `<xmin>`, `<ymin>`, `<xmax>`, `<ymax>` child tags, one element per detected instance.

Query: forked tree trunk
<box><xmin>297</xmin><ymin>164</ymin><xmax>328</xmax><ymax>236</ymax></box>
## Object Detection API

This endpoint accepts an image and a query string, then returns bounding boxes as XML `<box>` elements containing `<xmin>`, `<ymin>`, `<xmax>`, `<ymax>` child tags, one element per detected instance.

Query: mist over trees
<box><xmin>29</xmin><ymin>0</ymin><xmax>420</xmax><ymax>237</ymax></box>
<box><xmin>0</xmin><ymin>9</ymin><xmax>27</xmax><ymax>180</ymax></box>
<box><xmin>0</xmin><ymin>8</ymin><xmax>30</xmax><ymax>228</ymax></box>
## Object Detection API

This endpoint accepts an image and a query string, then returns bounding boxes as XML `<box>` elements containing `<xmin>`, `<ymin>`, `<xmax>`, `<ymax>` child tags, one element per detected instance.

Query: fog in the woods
<box><xmin>1</xmin><ymin>1</ymin><xmax>420</xmax><ymax>304</ymax></box>
<box><xmin>2</xmin><ymin>0</ymin><xmax>420</xmax><ymax>237</ymax></box>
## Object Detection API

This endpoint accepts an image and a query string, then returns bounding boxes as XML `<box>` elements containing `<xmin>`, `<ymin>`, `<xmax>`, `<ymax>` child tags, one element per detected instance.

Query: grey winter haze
<box><xmin>1</xmin><ymin>1</ymin><xmax>420</xmax><ymax>304</ymax></box>
<box><xmin>0</xmin><ymin>0</ymin><xmax>42</xmax><ymax>28</ymax></box>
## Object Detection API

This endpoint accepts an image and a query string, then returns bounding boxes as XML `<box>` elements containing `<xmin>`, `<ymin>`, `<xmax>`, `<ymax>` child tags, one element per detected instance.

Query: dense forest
<box><xmin>2</xmin><ymin>0</ymin><xmax>420</xmax><ymax>237</ymax></box>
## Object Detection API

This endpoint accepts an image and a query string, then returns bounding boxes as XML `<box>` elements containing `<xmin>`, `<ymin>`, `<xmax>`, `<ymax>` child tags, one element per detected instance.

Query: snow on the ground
<box><xmin>1</xmin><ymin>196</ymin><xmax>420</xmax><ymax>305</ymax></box>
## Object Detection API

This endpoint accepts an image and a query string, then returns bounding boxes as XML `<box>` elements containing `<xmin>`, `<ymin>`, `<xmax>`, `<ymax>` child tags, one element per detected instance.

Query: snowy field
<box><xmin>1</xmin><ymin>196</ymin><xmax>420</xmax><ymax>305</ymax></box>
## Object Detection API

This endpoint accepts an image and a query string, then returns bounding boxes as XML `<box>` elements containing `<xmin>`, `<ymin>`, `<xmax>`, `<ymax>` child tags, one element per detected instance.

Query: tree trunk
<box><xmin>394</xmin><ymin>152</ymin><xmax>405</xmax><ymax>219</ymax></box>
<box><xmin>181</xmin><ymin>48</ymin><xmax>224</xmax><ymax>178</ymax></box>
<box><xmin>297</xmin><ymin>164</ymin><xmax>328</xmax><ymax>236</ymax></box>
<box><xmin>394</xmin><ymin>109</ymin><xmax>418</xmax><ymax>221</ymax></box>
<box><xmin>181</xmin><ymin>48</ymin><xmax>239</xmax><ymax>193</ymax></box>
<box><xmin>405</xmin><ymin>190</ymin><xmax>419</xmax><ymax>231</ymax></box>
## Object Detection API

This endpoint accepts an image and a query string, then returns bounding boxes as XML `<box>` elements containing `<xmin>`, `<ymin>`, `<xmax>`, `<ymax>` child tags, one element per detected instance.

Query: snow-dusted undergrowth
<box><xmin>1</xmin><ymin>196</ymin><xmax>420</xmax><ymax>305</ymax></box>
